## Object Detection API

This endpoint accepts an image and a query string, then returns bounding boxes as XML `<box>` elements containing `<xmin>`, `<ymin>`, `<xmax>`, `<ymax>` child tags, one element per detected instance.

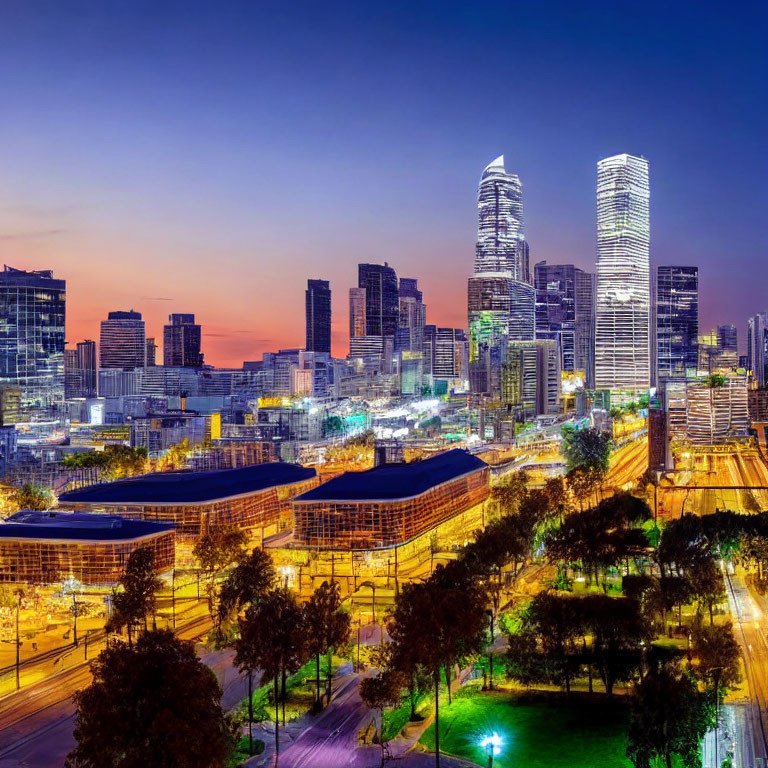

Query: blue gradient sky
<box><xmin>0</xmin><ymin>1</ymin><xmax>765</xmax><ymax>364</ymax></box>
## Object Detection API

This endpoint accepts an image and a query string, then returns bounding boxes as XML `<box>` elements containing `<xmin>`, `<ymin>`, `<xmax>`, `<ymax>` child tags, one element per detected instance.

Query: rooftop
<box><xmin>60</xmin><ymin>462</ymin><xmax>317</xmax><ymax>505</ymax></box>
<box><xmin>295</xmin><ymin>449</ymin><xmax>487</xmax><ymax>502</ymax></box>
<box><xmin>0</xmin><ymin>510</ymin><xmax>173</xmax><ymax>542</ymax></box>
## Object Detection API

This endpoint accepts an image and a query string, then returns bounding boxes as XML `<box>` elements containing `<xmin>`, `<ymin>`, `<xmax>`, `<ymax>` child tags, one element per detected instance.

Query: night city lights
<box><xmin>0</xmin><ymin>3</ymin><xmax>766</xmax><ymax>768</ymax></box>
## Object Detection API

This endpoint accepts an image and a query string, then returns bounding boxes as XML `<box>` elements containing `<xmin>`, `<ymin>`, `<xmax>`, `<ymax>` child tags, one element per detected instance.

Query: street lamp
<box><xmin>479</xmin><ymin>731</ymin><xmax>502</xmax><ymax>768</ymax></box>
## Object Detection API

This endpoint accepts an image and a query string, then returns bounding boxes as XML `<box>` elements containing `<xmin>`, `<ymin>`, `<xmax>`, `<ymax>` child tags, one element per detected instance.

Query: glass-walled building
<box><xmin>0</xmin><ymin>266</ymin><xmax>66</xmax><ymax>417</ymax></box>
<box><xmin>474</xmin><ymin>155</ymin><xmax>528</xmax><ymax>282</ymax></box>
<box><xmin>595</xmin><ymin>154</ymin><xmax>650</xmax><ymax>395</ymax></box>
<box><xmin>655</xmin><ymin>265</ymin><xmax>698</xmax><ymax>384</ymax></box>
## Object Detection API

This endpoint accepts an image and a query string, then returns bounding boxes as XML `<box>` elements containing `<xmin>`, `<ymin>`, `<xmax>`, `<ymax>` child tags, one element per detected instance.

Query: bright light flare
<box><xmin>479</xmin><ymin>731</ymin><xmax>503</xmax><ymax>756</ymax></box>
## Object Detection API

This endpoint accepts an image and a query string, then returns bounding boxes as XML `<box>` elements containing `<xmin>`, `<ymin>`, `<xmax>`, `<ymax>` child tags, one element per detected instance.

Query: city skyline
<box><xmin>0</xmin><ymin>2</ymin><xmax>765</xmax><ymax>366</ymax></box>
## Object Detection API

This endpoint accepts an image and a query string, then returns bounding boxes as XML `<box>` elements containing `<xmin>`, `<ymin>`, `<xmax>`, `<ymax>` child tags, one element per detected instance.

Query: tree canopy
<box><xmin>66</xmin><ymin>629</ymin><xmax>233</xmax><ymax>768</ymax></box>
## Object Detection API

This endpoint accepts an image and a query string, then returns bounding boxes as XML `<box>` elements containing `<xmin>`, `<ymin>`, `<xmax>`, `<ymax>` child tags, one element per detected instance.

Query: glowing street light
<box><xmin>479</xmin><ymin>731</ymin><xmax>503</xmax><ymax>768</ymax></box>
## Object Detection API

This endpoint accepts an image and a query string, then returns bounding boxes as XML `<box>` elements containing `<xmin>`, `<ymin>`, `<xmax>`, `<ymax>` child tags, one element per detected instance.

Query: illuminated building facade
<box><xmin>747</xmin><ymin>312</ymin><xmax>768</xmax><ymax>387</ymax></box>
<box><xmin>305</xmin><ymin>280</ymin><xmax>332</xmax><ymax>354</ymax></box>
<box><xmin>0</xmin><ymin>510</ymin><xmax>174</xmax><ymax>585</ymax></box>
<box><xmin>474</xmin><ymin>155</ymin><xmax>528</xmax><ymax>281</ymax></box>
<box><xmin>100</xmin><ymin>310</ymin><xmax>146</xmax><ymax>370</ymax></box>
<box><xmin>291</xmin><ymin>449</ymin><xmax>489</xmax><ymax>550</ymax></box>
<box><xmin>595</xmin><ymin>154</ymin><xmax>650</xmax><ymax>395</ymax></box>
<box><xmin>396</xmin><ymin>278</ymin><xmax>426</xmax><ymax>353</ymax></box>
<box><xmin>468</xmin><ymin>275</ymin><xmax>534</xmax><ymax>395</ymax></box>
<box><xmin>349</xmin><ymin>287</ymin><xmax>366</xmax><ymax>340</ymax></box>
<box><xmin>534</xmin><ymin>262</ymin><xmax>595</xmax><ymax>381</ymax></box>
<box><xmin>501</xmin><ymin>340</ymin><xmax>561</xmax><ymax>419</ymax></box>
<box><xmin>684</xmin><ymin>375</ymin><xmax>749</xmax><ymax>444</ymax></box>
<box><xmin>0</xmin><ymin>266</ymin><xmax>66</xmax><ymax>416</ymax></box>
<box><xmin>61</xmin><ymin>463</ymin><xmax>318</xmax><ymax>564</ymax></box>
<box><xmin>655</xmin><ymin>265</ymin><xmax>698</xmax><ymax>384</ymax></box>
<box><xmin>65</xmin><ymin>339</ymin><xmax>97</xmax><ymax>399</ymax></box>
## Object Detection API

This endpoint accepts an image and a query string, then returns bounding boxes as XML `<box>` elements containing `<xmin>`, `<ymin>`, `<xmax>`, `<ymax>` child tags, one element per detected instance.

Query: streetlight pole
<box><xmin>15</xmin><ymin>591</ymin><xmax>22</xmax><ymax>691</ymax></box>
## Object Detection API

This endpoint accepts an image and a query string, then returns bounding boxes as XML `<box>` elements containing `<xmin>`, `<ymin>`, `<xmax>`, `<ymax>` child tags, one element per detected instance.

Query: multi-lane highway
<box><xmin>724</xmin><ymin>567</ymin><xmax>768</xmax><ymax>766</ymax></box>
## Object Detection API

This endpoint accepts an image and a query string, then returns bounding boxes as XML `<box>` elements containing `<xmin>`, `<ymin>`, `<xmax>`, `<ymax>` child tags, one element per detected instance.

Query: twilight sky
<box><xmin>0</xmin><ymin>1</ymin><xmax>766</xmax><ymax>366</ymax></box>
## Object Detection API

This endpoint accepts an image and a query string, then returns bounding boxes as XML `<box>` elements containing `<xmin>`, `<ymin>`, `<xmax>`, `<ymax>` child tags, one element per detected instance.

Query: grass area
<box><xmin>419</xmin><ymin>689</ymin><xmax>633</xmax><ymax>768</ymax></box>
<box><xmin>382</xmin><ymin>693</ymin><xmax>428</xmax><ymax>742</ymax></box>
<box><xmin>226</xmin><ymin>736</ymin><xmax>264</xmax><ymax>768</ymax></box>
<box><xmin>237</xmin><ymin>654</ymin><xmax>347</xmax><ymax>725</ymax></box>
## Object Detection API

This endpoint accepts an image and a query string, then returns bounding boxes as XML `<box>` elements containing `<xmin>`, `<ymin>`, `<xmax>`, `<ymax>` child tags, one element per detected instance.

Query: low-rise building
<box><xmin>60</xmin><ymin>463</ymin><xmax>318</xmax><ymax>564</ymax></box>
<box><xmin>0</xmin><ymin>510</ymin><xmax>174</xmax><ymax>585</ymax></box>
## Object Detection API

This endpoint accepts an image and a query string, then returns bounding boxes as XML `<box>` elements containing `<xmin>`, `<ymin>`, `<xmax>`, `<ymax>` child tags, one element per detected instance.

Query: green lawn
<box><xmin>419</xmin><ymin>690</ymin><xmax>633</xmax><ymax>768</ymax></box>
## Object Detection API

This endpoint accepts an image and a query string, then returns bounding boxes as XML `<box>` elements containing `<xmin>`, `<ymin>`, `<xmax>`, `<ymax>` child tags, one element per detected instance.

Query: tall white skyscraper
<box><xmin>473</xmin><ymin>155</ymin><xmax>528</xmax><ymax>282</ymax></box>
<box><xmin>594</xmin><ymin>153</ymin><xmax>650</xmax><ymax>394</ymax></box>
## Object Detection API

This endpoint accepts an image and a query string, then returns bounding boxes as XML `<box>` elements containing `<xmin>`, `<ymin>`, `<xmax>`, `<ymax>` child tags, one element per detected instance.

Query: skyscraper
<box><xmin>305</xmin><ymin>279</ymin><xmax>331</xmax><ymax>354</ymax></box>
<box><xmin>358</xmin><ymin>263</ymin><xmax>399</xmax><ymax>338</ymax></box>
<box><xmin>163</xmin><ymin>314</ymin><xmax>203</xmax><ymax>368</ymax></box>
<box><xmin>534</xmin><ymin>262</ymin><xmax>595</xmax><ymax>380</ymax></box>
<box><xmin>397</xmin><ymin>278</ymin><xmax>426</xmax><ymax>353</ymax></box>
<box><xmin>655</xmin><ymin>265</ymin><xmax>698</xmax><ymax>383</ymax></box>
<box><xmin>716</xmin><ymin>324</ymin><xmax>739</xmax><ymax>369</ymax></box>
<box><xmin>502</xmin><ymin>340</ymin><xmax>561</xmax><ymax>419</ymax></box>
<box><xmin>146</xmin><ymin>337</ymin><xmax>157</xmax><ymax>367</ymax></box>
<box><xmin>0</xmin><ymin>266</ymin><xmax>66</xmax><ymax>414</ymax></box>
<box><xmin>747</xmin><ymin>312</ymin><xmax>768</xmax><ymax>387</ymax></box>
<box><xmin>100</xmin><ymin>310</ymin><xmax>146</xmax><ymax>370</ymax></box>
<box><xmin>348</xmin><ymin>288</ymin><xmax>366</xmax><ymax>340</ymax></box>
<box><xmin>474</xmin><ymin>155</ymin><xmax>528</xmax><ymax>281</ymax></box>
<box><xmin>574</xmin><ymin>270</ymin><xmax>596</xmax><ymax>387</ymax></box>
<box><xmin>595</xmin><ymin>154</ymin><xmax>651</xmax><ymax>395</ymax></box>
<box><xmin>65</xmin><ymin>340</ymin><xmax>97</xmax><ymax>399</ymax></box>
<box><xmin>468</xmin><ymin>275</ymin><xmax>534</xmax><ymax>395</ymax></box>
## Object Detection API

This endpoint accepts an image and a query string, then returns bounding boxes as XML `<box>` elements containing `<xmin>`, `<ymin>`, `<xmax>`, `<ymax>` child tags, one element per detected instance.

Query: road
<box><xmin>0</xmin><ymin>611</ymin><xmax>214</xmax><ymax>767</ymax></box>
<box><xmin>724</xmin><ymin>567</ymin><xmax>768</xmax><ymax>765</ymax></box>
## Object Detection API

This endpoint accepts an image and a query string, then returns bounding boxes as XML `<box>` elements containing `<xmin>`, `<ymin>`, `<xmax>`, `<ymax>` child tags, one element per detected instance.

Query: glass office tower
<box><xmin>655</xmin><ymin>265</ymin><xmax>698</xmax><ymax>383</ymax></box>
<box><xmin>0</xmin><ymin>266</ymin><xmax>66</xmax><ymax>415</ymax></box>
<box><xmin>595</xmin><ymin>153</ymin><xmax>650</xmax><ymax>395</ymax></box>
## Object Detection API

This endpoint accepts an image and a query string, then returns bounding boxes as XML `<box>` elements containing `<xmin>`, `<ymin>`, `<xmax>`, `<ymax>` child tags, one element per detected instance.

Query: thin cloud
<box><xmin>142</xmin><ymin>296</ymin><xmax>175</xmax><ymax>301</ymax></box>
<box><xmin>0</xmin><ymin>228</ymin><xmax>65</xmax><ymax>242</ymax></box>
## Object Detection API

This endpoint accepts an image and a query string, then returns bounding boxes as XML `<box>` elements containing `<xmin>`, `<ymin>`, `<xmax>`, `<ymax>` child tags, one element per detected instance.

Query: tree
<box><xmin>584</xmin><ymin>594</ymin><xmax>647</xmax><ymax>696</ymax></box>
<box><xmin>101</xmin><ymin>445</ymin><xmax>149</xmax><ymax>479</ymax></box>
<box><xmin>359</xmin><ymin>670</ymin><xmax>404</xmax><ymax>767</ymax></box>
<box><xmin>389</xmin><ymin>560</ymin><xmax>487</xmax><ymax>768</ymax></box>
<box><xmin>688</xmin><ymin>558</ymin><xmax>725</xmax><ymax>625</ymax></box>
<box><xmin>566</xmin><ymin>466</ymin><xmax>600</xmax><ymax>511</ymax></box>
<box><xmin>234</xmin><ymin>588</ymin><xmax>306</xmax><ymax>759</ymax></box>
<box><xmin>107</xmin><ymin>547</ymin><xmax>162</xmax><ymax>646</ymax></box>
<box><xmin>561</xmin><ymin>426</ymin><xmax>612</xmax><ymax>475</ymax></box>
<box><xmin>626</xmin><ymin>667</ymin><xmax>713</xmax><ymax>768</ymax></box>
<box><xmin>193</xmin><ymin>526</ymin><xmax>248</xmax><ymax>621</ymax></box>
<box><xmin>543</xmin><ymin>477</ymin><xmax>570</xmax><ymax>524</ymax></box>
<box><xmin>545</xmin><ymin>493</ymin><xmax>651</xmax><ymax>587</ymax></box>
<box><xmin>488</xmin><ymin>471</ymin><xmax>529</xmax><ymax>519</ymax></box>
<box><xmin>657</xmin><ymin>514</ymin><xmax>711</xmax><ymax>578</ymax></box>
<box><xmin>9</xmin><ymin>483</ymin><xmax>54</xmax><ymax>512</ymax></box>
<box><xmin>513</xmin><ymin>592</ymin><xmax>584</xmax><ymax>695</ymax></box>
<box><xmin>303</xmin><ymin>580</ymin><xmax>351</xmax><ymax>708</ymax></box>
<box><xmin>691</xmin><ymin>621</ymin><xmax>741</xmax><ymax>764</ymax></box>
<box><xmin>65</xmin><ymin>629</ymin><xmax>233</xmax><ymax>768</ymax></box>
<box><xmin>217</xmin><ymin>547</ymin><xmax>275</xmax><ymax>627</ymax></box>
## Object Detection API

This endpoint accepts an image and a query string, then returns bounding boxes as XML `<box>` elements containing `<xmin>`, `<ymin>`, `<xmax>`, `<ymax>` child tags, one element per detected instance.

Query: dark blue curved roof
<box><xmin>295</xmin><ymin>449</ymin><xmax>487</xmax><ymax>502</ymax></box>
<box><xmin>60</xmin><ymin>463</ymin><xmax>316</xmax><ymax>505</ymax></box>
<box><xmin>0</xmin><ymin>511</ymin><xmax>173</xmax><ymax>542</ymax></box>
